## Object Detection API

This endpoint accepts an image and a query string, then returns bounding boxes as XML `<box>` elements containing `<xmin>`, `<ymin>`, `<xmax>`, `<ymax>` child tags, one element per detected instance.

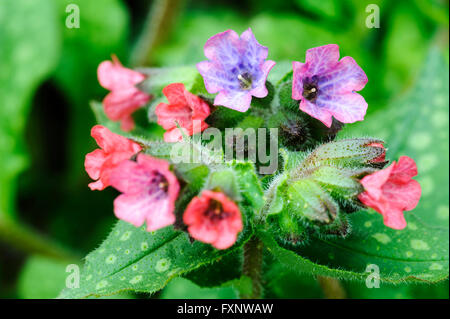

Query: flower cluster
<box><xmin>85</xmin><ymin>125</ymin><xmax>242</xmax><ymax>249</ymax></box>
<box><xmin>87</xmin><ymin>28</ymin><xmax>422</xmax><ymax>250</ymax></box>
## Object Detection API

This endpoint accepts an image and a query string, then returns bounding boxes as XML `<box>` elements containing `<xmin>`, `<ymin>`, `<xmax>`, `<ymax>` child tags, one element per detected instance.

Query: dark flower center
<box><xmin>204</xmin><ymin>199</ymin><xmax>230</xmax><ymax>221</ymax></box>
<box><xmin>149</xmin><ymin>172</ymin><xmax>169</xmax><ymax>199</ymax></box>
<box><xmin>237</xmin><ymin>72</ymin><xmax>253</xmax><ymax>90</ymax></box>
<box><xmin>302</xmin><ymin>76</ymin><xmax>319</xmax><ymax>102</ymax></box>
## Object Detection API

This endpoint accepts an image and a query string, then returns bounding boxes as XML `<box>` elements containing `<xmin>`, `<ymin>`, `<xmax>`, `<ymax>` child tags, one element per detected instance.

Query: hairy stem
<box><xmin>242</xmin><ymin>236</ymin><xmax>264</xmax><ymax>299</ymax></box>
<box><xmin>317</xmin><ymin>276</ymin><xmax>347</xmax><ymax>299</ymax></box>
<box><xmin>130</xmin><ymin>0</ymin><xmax>182</xmax><ymax>67</ymax></box>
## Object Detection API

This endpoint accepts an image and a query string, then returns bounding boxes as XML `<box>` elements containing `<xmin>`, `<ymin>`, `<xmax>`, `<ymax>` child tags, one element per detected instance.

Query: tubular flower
<box><xmin>84</xmin><ymin>125</ymin><xmax>141</xmax><ymax>191</ymax></box>
<box><xmin>358</xmin><ymin>156</ymin><xmax>421</xmax><ymax>230</ymax></box>
<box><xmin>183</xmin><ymin>190</ymin><xmax>243</xmax><ymax>249</ymax></box>
<box><xmin>109</xmin><ymin>154</ymin><xmax>180</xmax><ymax>231</ymax></box>
<box><xmin>292</xmin><ymin>44</ymin><xmax>368</xmax><ymax>127</ymax></box>
<box><xmin>197</xmin><ymin>28</ymin><xmax>276</xmax><ymax>112</ymax></box>
<box><xmin>97</xmin><ymin>55</ymin><xmax>151</xmax><ymax>131</ymax></box>
<box><xmin>155</xmin><ymin>83</ymin><xmax>211</xmax><ymax>142</ymax></box>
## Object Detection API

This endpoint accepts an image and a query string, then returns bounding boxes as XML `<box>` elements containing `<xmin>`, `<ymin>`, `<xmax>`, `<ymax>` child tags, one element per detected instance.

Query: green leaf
<box><xmin>58</xmin><ymin>221</ymin><xmax>251</xmax><ymax>298</ymax></box>
<box><xmin>153</xmin><ymin>9</ymin><xmax>246</xmax><ymax>66</ymax></box>
<box><xmin>295</xmin><ymin>212</ymin><xmax>448</xmax><ymax>283</ymax></box>
<box><xmin>344</xmin><ymin>278</ymin><xmax>449</xmax><ymax>299</ymax></box>
<box><xmin>18</xmin><ymin>256</ymin><xmax>71</xmax><ymax>299</ymax></box>
<box><xmin>294</xmin><ymin>0</ymin><xmax>341</xmax><ymax>19</ymax></box>
<box><xmin>263</xmin><ymin>257</ymin><xmax>323</xmax><ymax>298</ymax></box>
<box><xmin>160</xmin><ymin>277</ymin><xmax>238</xmax><ymax>299</ymax></box>
<box><xmin>0</xmin><ymin>0</ymin><xmax>59</xmax><ymax>221</ymax></box>
<box><xmin>292</xmin><ymin>48</ymin><xmax>449</xmax><ymax>283</ymax></box>
<box><xmin>383</xmin><ymin>2</ymin><xmax>430</xmax><ymax>94</ymax></box>
<box><xmin>258</xmin><ymin>230</ymin><xmax>367</xmax><ymax>281</ymax></box>
<box><xmin>183</xmin><ymin>250</ymin><xmax>242</xmax><ymax>287</ymax></box>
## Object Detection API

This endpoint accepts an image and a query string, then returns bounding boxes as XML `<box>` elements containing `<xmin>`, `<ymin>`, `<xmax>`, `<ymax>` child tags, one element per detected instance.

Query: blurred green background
<box><xmin>0</xmin><ymin>0</ymin><xmax>448</xmax><ymax>299</ymax></box>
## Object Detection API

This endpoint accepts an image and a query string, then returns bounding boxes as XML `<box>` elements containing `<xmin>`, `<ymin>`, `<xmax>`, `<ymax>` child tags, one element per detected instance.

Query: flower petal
<box><xmin>300</xmin><ymin>99</ymin><xmax>334</xmax><ymax>127</ymax></box>
<box><xmin>197</xmin><ymin>61</ymin><xmax>240</xmax><ymax>94</ymax></box>
<box><xmin>203</xmin><ymin>29</ymin><xmax>241</xmax><ymax>66</ymax></box>
<box><xmin>188</xmin><ymin>223</ymin><xmax>219</xmax><ymax>244</ymax></box>
<box><xmin>145</xmin><ymin>199</ymin><xmax>176</xmax><ymax>231</ymax></box>
<box><xmin>113</xmin><ymin>192</ymin><xmax>153</xmax><ymax>228</ymax></box>
<box><xmin>292</xmin><ymin>61</ymin><xmax>308</xmax><ymax>100</ymax></box>
<box><xmin>214</xmin><ymin>90</ymin><xmax>252</xmax><ymax>112</ymax></box>
<box><xmin>318</xmin><ymin>56</ymin><xmax>368</xmax><ymax>94</ymax></box>
<box><xmin>88</xmin><ymin>180</ymin><xmax>106</xmax><ymax>191</ymax></box>
<box><xmin>212</xmin><ymin>223</ymin><xmax>238</xmax><ymax>249</ymax></box>
<box><xmin>250</xmin><ymin>60</ymin><xmax>276</xmax><ymax>98</ymax></box>
<box><xmin>155</xmin><ymin>102</ymin><xmax>192</xmax><ymax>130</ymax></box>
<box><xmin>383</xmin><ymin>179</ymin><xmax>422</xmax><ymax>212</ymax></box>
<box><xmin>162</xmin><ymin>83</ymin><xmax>188</xmax><ymax>105</ymax></box>
<box><xmin>240</xmin><ymin>27</ymin><xmax>269</xmax><ymax>62</ymax></box>
<box><xmin>97</xmin><ymin>56</ymin><xmax>146</xmax><ymax>91</ymax></box>
<box><xmin>382</xmin><ymin>207</ymin><xmax>407</xmax><ymax>230</ymax></box>
<box><xmin>109</xmin><ymin>160</ymin><xmax>151</xmax><ymax>194</ymax></box>
<box><xmin>305</xmin><ymin>44</ymin><xmax>340</xmax><ymax>75</ymax></box>
<box><xmin>360</xmin><ymin>162</ymin><xmax>395</xmax><ymax>200</ymax></box>
<box><xmin>391</xmin><ymin>156</ymin><xmax>419</xmax><ymax>183</ymax></box>
<box><xmin>90</xmin><ymin>125</ymin><xmax>141</xmax><ymax>154</ymax></box>
<box><xmin>84</xmin><ymin>149</ymin><xmax>107</xmax><ymax>180</ymax></box>
<box><xmin>103</xmin><ymin>88</ymin><xmax>150</xmax><ymax>121</ymax></box>
<box><xmin>315</xmin><ymin>91</ymin><xmax>368</xmax><ymax>125</ymax></box>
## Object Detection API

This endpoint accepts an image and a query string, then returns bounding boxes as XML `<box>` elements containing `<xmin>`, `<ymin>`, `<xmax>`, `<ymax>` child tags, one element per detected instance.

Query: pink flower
<box><xmin>183</xmin><ymin>190</ymin><xmax>243</xmax><ymax>249</ymax></box>
<box><xmin>109</xmin><ymin>154</ymin><xmax>180</xmax><ymax>231</ymax></box>
<box><xmin>97</xmin><ymin>55</ymin><xmax>151</xmax><ymax>131</ymax></box>
<box><xmin>358</xmin><ymin>156</ymin><xmax>421</xmax><ymax>230</ymax></box>
<box><xmin>84</xmin><ymin>125</ymin><xmax>142</xmax><ymax>191</ymax></box>
<box><xmin>197</xmin><ymin>28</ymin><xmax>276</xmax><ymax>112</ymax></box>
<box><xmin>292</xmin><ymin>44</ymin><xmax>368</xmax><ymax>127</ymax></box>
<box><xmin>155</xmin><ymin>83</ymin><xmax>211</xmax><ymax>142</ymax></box>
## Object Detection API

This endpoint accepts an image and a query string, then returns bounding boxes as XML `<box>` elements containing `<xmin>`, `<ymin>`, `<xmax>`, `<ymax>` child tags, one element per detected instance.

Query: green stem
<box><xmin>317</xmin><ymin>276</ymin><xmax>347</xmax><ymax>299</ymax></box>
<box><xmin>0</xmin><ymin>218</ymin><xmax>79</xmax><ymax>263</ymax></box>
<box><xmin>130</xmin><ymin>0</ymin><xmax>183</xmax><ymax>67</ymax></box>
<box><xmin>241</xmin><ymin>236</ymin><xmax>264</xmax><ymax>299</ymax></box>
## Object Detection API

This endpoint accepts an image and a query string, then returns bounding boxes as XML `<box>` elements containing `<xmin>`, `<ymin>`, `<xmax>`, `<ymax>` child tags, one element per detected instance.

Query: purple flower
<box><xmin>197</xmin><ymin>28</ymin><xmax>276</xmax><ymax>112</ymax></box>
<box><xmin>292</xmin><ymin>44</ymin><xmax>368</xmax><ymax>127</ymax></box>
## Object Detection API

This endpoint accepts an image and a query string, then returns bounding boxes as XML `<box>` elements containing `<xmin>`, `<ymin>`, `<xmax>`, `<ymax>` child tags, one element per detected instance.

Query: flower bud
<box><xmin>264</xmin><ymin>138</ymin><xmax>386</xmax><ymax>239</ymax></box>
<box><xmin>297</xmin><ymin>138</ymin><xmax>386</xmax><ymax>170</ymax></box>
<box><xmin>270</xmin><ymin>210</ymin><xmax>308</xmax><ymax>247</ymax></box>
<box><xmin>286</xmin><ymin>179</ymin><xmax>338</xmax><ymax>224</ymax></box>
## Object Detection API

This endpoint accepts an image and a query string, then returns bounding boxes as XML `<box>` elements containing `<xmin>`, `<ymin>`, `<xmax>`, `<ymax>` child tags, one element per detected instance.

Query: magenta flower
<box><xmin>292</xmin><ymin>44</ymin><xmax>368</xmax><ymax>127</ymax></box>
<box><xmin>358</xmin><ymin>156</ymin><xmax>421</xmax><ymax>230</ymax></box>
<box><xmin>109</xmin><ymin>154</ymin><xmax>180</xmax><ymax>231</ymax></box>
<box><xmin>197</xmin><ymin>28</ymin><xmax>276</xmax><ymax>112</ymax></box>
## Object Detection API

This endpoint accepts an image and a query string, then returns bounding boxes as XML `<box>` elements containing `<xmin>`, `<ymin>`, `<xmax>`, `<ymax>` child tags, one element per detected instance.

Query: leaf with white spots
<box><xmin>58</xmin><ymin>221</ymin><xmax>251</xmax><ymax>298</ymax></box>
